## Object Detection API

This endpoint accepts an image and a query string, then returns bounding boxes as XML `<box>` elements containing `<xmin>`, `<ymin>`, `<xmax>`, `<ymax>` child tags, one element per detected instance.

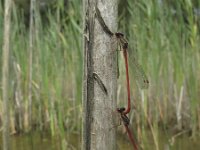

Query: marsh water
<box><xmin>0</xmin><ymin>130</ymin><xmax>199</xmax><ymax>150</ymax></box>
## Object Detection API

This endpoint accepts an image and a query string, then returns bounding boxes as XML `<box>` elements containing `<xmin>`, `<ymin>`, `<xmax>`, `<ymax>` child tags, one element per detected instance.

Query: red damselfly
<box><xmin>99</xmin><ymin>106</ymin><xmax>140</xmax><ymax>149</ymax></box>
<box><xmin>96</xmin><ymin>7</ymin><xmax>149</xmax><ymax>114</ymax></box>
<box><xmin>95</xmin><ymin>7</ymin><xmax>148</xmax><ymax>149</ymax></box>
<box><xmin>117</xmin><ymin>107</ymin><xmax>139</xmax><ymax>150</ymax></box>
<box><xmin>114</xmin><ymin>32</ymin><xmax>149</xmax><ymax>89</ymax></box>
<box><xmin>113</xmin><ymin>32</ymin><xmax>149</xmax><ymax>115</ymax></box>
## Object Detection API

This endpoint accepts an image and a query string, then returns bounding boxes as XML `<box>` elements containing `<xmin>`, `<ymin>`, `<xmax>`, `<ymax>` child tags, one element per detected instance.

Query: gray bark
<box><xmin>2</xmin><ymin>0</ymin><xmax>12</xmax><ymax>149</ymax></box>
<box><xmin>82</xmin><ymin>0</ymin><xmax>118</xmax><ymax>150</ymax></box>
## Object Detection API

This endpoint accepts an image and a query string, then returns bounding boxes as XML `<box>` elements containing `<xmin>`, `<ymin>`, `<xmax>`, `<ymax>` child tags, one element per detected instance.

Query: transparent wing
<box><xmin>114</xmin><ymin>33</ymin><xmax>149</xmax><ymax>89</ymax></box>
<box><xmin>128</xmin><ymin>50</ymin><xmax>149</xmax><ymax>89</ymax></box>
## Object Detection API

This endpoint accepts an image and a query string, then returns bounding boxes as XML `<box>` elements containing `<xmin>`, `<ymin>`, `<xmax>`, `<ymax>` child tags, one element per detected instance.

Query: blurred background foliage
<box><xmin>0</xmin><ymin>0</ymin><xmax>200</xmax><ymax>149</ymax></box>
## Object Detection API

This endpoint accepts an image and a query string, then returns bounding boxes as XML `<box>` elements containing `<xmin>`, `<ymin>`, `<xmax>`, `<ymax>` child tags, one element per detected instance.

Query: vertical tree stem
<box><xmin>82</xmin><ymin>0</ymin><xmax>118</xmax><ymax>150</ymax></box>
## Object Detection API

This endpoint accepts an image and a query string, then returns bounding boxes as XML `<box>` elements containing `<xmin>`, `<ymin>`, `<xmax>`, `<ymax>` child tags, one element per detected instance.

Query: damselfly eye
<box><xmin>117</xmin><ymin>107</ymin><xmax>126</xmax><ymax>113</ymax></box>
<box><xmin>144</xmin><ymin>79</ymin><xmax>149</xmax><ymax>84</ymax></box>
<box><xmin>115</xmin><ymin>32</ymin><xmax>124</xmax><ymax>38</ymax></box>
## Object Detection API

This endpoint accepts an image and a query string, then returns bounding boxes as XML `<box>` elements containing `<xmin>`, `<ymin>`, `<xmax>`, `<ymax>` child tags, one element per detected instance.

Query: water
<box><xmin>0</xmin><ymin>132</ymin><xmax>80</xmax><ymax>150</ymax></box>
<box><xmin>118</xmin><ymin>129</ymin><xmax>200</xmax><ymax>150</ymax></box>
<box><xmin>0</xmin><ymin>130</ymin><xmax>199</xmax><ymax>150</ymax></box>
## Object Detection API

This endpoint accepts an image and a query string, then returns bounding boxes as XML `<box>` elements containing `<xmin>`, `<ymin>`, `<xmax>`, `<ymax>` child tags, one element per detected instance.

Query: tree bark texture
<box><xmin>2</xmin><ymin>0</ymin><xmax>12</xmax><ymax>149</ymax></box>
<box><xmin>82</xmin><ymin>0</ymin><xmax>118</xmax><ymax>150</ymax></box>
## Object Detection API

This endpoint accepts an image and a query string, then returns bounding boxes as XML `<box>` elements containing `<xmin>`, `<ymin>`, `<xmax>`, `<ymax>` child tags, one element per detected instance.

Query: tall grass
<box><xmin>1</xmin><ymin>0</ymin><xmax>82</xmax><ymax>140</ymax></box>
<box><xmin>120</xmin><ymin>0</ymin><xmax>200</xmax><ymax>147</ymax></box>
<box><xmin>0</xmin><ymin>0</ymin><xmax>200</xmax><ymax>149</ymax></box>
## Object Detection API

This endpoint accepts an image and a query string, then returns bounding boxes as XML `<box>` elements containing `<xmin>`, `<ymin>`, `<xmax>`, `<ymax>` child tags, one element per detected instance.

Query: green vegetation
<box><xmin>0</xmin><ymin>0</ymin><xmax>200</xmax><ymax>149</ymax></box>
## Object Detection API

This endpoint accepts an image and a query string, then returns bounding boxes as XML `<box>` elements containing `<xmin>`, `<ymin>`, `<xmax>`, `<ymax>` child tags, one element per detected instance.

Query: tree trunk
<box><xmin>2</xmin><ymin>0</ymin><xmax>12</xmax><ymax>149</ymax></box>
<box><xmin>82</xmin><ymin>0</ymin><xmax>118</xmax><ymax>150</ymax></box>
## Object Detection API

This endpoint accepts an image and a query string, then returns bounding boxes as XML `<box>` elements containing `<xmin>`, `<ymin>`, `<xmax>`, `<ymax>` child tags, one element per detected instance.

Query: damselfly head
<box><xmin>116</xmin><ymin>107</ymin><xmax>126</xmax><ymax>113</ymax></box>
<box><xmin>115</xmin><ymin>32</ymin><xmax>124</xmax><ymax>38</ymax></box>
<box><xmin>144</xmin><ymin>79</ymin><xmax>149</xmax><ymax>84</ymax></box>
<box><xmin>123</xmin><ymin>43</ymin><xmax>128</xmax><ymax>49</ymax></box>
<box><xmin>141</xmin><ymin>79</ymin><xmax>149</xmax><ymax>89</ymax></box>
